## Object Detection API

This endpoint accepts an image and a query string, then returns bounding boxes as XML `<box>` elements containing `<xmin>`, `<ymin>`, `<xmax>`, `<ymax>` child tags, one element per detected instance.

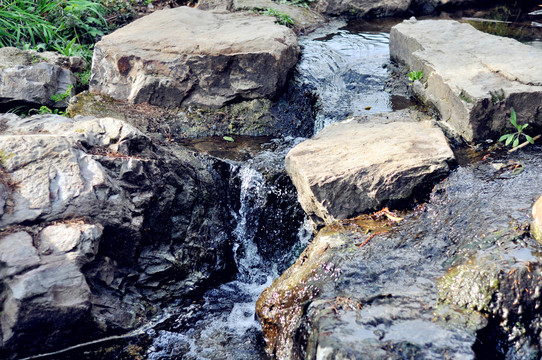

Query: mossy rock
<box><xmin>68</xmin><ymin>91</ymin><xmax>306</xmax><ymax>139</ymax></box>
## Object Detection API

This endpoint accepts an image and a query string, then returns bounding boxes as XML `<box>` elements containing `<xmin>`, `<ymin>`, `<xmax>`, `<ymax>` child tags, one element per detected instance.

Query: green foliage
<box><xmin>0</xmin><ymin>0</ymin><xmax>107</xmax><ymax>63</ymax></box>
<box><xmin>223</xmin><ymin>136</ymin><xmax>235</xmax><ymax>142</ymax></box>
<box><xmin>50</xmin><ymin>85</ymin><xmax>73</xmax><ymax>104</ymax></box>
<box><xmin>278</xmin><ymin>0</ymin><xmax>316</xmax><ymax>9</ymax></box>
<box><xmin>408</xmin><ymin>70</ymin><xmax>423</xmax><ymax>82</ymax></box>
<box><xmin>38</xmin><ymin>105</ymin><xmax>65</xmax><ymax>116</ymax></box>
<box><xmin>256</xmin><ymin>7</ymin><xmax>294</xmax><ymax>27</ymax></box>
<box><xmin>75</xmin><ymin>69</ymin><xmax>92</xmax><ymax>88</ymax></box>
<box><xmin>499</xmin><ymin>108</ymin><xmax>534</xmax><ymax>149</ymax></box>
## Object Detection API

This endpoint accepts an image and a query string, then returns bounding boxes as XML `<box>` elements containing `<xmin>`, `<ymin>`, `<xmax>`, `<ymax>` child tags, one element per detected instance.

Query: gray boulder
<box><xmin>0</xmin><ymin>47</ymin><xmax>77</xmax><ymax>108</ymax></box>
<box><xmin>0</xmin><ymin>113</ymin><xmax>235</xmax><ymax>358</ymax></box>
<box><xmin>1</xmin><ymin>225</ymin><xmax>101</xmax><ymax>353</ymax></box>
<box><xmin>390</xmin><ymin>19</ymin><xmax>542</xmax><ymax>142</ymax></box>
<box><xmin>199</xmin><ymin>0</ymin><xmax>326</xmax><ymax>34</ymax></box>
<box><xmin>285</xmin><ymin>113</ymin><xmax>455</xmax><ymax>225</ymax></box>
<box><xmin>90</xmin><ymin>6</ymin><xmax>300</xmax><ymax>108</ymax></box>
<box><xmin>313</xmin><ymin>0</ymin><xmax>480</xmax><ymax>17</ymax></box>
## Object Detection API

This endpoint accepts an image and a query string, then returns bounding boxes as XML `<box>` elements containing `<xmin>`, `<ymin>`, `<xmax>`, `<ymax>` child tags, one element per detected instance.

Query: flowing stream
<box><xmin>35</xmin><ymin>6</ymin><xmax>542</xmax><ymax>359</ymax></box>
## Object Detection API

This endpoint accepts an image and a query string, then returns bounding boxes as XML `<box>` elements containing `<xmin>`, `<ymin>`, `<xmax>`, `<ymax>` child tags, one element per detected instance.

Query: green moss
<box><xmin>437</xmin><ymin>257</ymin><xmax>500</xmax><ymax>312</ymax></box>
<box><xmin>0</xmin><ymin>150</ymin><xmax>14</xmax><ymax>165</ymax></box>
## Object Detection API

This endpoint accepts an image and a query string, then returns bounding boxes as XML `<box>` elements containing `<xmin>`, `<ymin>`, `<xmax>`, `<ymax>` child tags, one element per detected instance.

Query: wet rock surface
<box><xmin>0</xmin><ymin>47</ymin><xmax>79</xmax><ymax>109</ymax></box>
<box><xmin>285</xmin><ymin>113</ymin><xmax>455</xmax><ymax>225</ymax></box>
<box><xmin>90</xmin><ymin>6</ymin><xmax>299</xmax><ymax>108</ymax></box>
<box><xmin>0</xmin><ymin>114</ymin><xmax>236</xmax><ymax>358</ymax></box>
<box><xmin>258</xmin><ymin>148</ymin><xmax>542</xmax><ymax>359</ymax></box>
<box><xmin>68</xmin><ymin>84</ymin><xmax>316</xmax><ymax>139</ymax></box>
<box><xmin>390</xmin><ymin>19</ymin><xmax>542</xmax><ymax>142</ymax></box>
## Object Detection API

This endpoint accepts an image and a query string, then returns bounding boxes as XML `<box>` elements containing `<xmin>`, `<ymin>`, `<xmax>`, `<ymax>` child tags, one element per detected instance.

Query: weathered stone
<box><xmin>315</xmin><ymin>0</ymin><xmax>410</xmax><ymax>17</ymax></box>
<box><xmin>0</xmin><ymin>113</ymin><xmax>236</xmax><ymax>358</ymax></box>
<box><xmin>38</xmin><ymin>223</ymin><xmax>103</xmax><ymax>266</ymax></box>
<box><xmin>312</xmin><ymin>0</ymin><xmax>478</xmax><ymax>17</ymax></box>
<box><xmin>258</xmin><ymin>155</ymin><xmax>542</xmax><ymax>359</ymax></box>
<box><xmin>256</xmin><ymin>219</ymin><xmax>482</xmax><ymax>360</ymax></box>
<box><xmin>0</xmin><ymin>47</ymin><xmax>76</xmax><ymax>108</ymax></box>
<box><xmin>90</xmin><ymin>6</ymin><xmax>300</xmax><ymax>108</ymax></box>
<box><xmin>199</xmin><ymin>0</ymin><xmax>326</xmax><ymax>34</ymax></box>
<box><xmin>68</xmin><ymin>86</ymin><xmax>315</xmax><ymax>138</ymax></box>
<box><xmin>285</xmin><ymin>116</ymin><xmax>454</xmax><ymax>224</ymax></box>
<box><xmin>390</xmin><ymin>19</ymin><xmax>542</xmax><ymax>142</ymax></box>
<box><xmin>1</xmin><ymin>259</ymin><xmax>91</xmax><ymax>352</ymax></box>
<box><xmin>532</xmin><ymin>196</ymin><xmax>542</xmax><ymax>244</ymax></box>
<box><xmin>0</xmin><ymin>232</ymin><xmax>40</xmax><ymax>278</ymax></box>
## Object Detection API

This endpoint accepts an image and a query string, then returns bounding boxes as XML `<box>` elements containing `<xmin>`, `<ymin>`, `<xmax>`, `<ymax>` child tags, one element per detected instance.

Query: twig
<box><xmin>358</xmin><ymin>231</ymin><xmax>388</xmax><ymax>248</ymax></box>
<box><xmin>508</xmin><ymin>134</ymin><xmax>541</xmax><ymax>153</ymax></box>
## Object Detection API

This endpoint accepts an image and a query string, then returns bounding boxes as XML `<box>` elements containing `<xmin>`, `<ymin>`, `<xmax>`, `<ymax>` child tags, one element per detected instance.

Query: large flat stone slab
<box><xmin>285</xmin><ymin>114</ymin><xmax>455</xmax><ymax>225</ymax></box>
<box><xmin>90</xmin><ymin>6</ymin><xmax>299</xmax><ymax>108</ymax></box>
<box><xmin>390</xmin><ymin>19</ymin><xmax>542</xmax><ymax>142</ymax></box>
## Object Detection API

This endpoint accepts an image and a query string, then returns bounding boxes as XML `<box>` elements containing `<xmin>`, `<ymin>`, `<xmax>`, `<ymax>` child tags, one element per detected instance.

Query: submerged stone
<box><xmin>285</xmin><ymin>114</ymin><xmax>455</xmax><ymax>225</ymax></box>
<box><xmin>90</xmin><ymin>6</ymin><xmax>299</xmax><ymax>108</ymax></box>
<box><xmin>390</xmin><ymin>19</ymin><xmax>542</xmax><ymax>142</ymax></box>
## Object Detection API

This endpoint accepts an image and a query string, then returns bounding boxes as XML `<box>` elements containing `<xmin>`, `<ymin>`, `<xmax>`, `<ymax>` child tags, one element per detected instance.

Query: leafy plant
<box><xmin>50</xmin><ymin>85</ymin><xmax>73</xmax><ymax>104</ymax></box>
<box><xmin>408</xmin><ymin>70</ymin><xmax>423</xmax><ymax>82</ymax></box>
<box><xmin>256</xmin><ymin>7</ymin><xmax>294</xmax><ymax>27</ymax></box>
<box><xmin>499</xmin><ymin>108</ymin><xmax>534</xmax><ymax>148</ymax></box>
<box><xmin>223</xmin><ymin>136</ymin><xmax>235</xmax><ymax>142</ymax></box>
<box><xmin>0</xmin><ymin>0</ymin><xmax>107</xmax><ymax>63</ymax></box>
<box><xmin>38</xmin><ymin>105</ymin><xmax>65</xmax><ymax>116</ymax></box>
<box><xmin>279</xmin><ymin>0</ymin><xmax>316</xmax><ymax>9</ymax></box>
<box><xmin>75</xmin><ymin>69</ymin><xmax>92</xmax><ymax>88</ymax></box>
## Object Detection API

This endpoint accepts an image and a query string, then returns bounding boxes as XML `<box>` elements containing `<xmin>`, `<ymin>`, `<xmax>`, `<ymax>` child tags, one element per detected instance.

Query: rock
<box><xmin>532</xmin><ymin>196</ymin><xmax>542</xmax><ymax>243</ymax></box>
<box><xmin>257</xmin><ymin>155</ymin><xmax>542</xmax><ymax>359</ymax></box>
<box><xmin>1</xmin><ymin>254</ymin><xmax>92</xmax><ymax>353</ymax></box>
<box><xmin>1</xmin><ymin>223</ymin><xmax>101</xmax><ymax>356</ymax></box>
<box><xmin>256</xmin><ymin>220</ymin><xmax>482</xmax><ymax>360</ymax></box>
<box><xmin>38</xmin><ymin>223</ymin><xmax>103</xmax><ymax>266</ymax></box>
<box><xmin>68</xmin><ymin>86</ymin><xmax>315</xmax><ymax>138</ymax></box>
<box><xmin>199</xmin><ymin>0</ymin><xmax>326</xmax><ymax>34</ymax></box>
<box><xmin>315</xmin><ymin>0</ymin><xmax>410</xmax><ymax>17</ymax></box>
<box><xmin>285</xmin><ymin>115</ymin><xmax>454</xmax><ymax>225</ymax></box>
<box><xmin>90</xmin><ymin>6</ymin><xmax>300</xmax><ymax>108</ymax></box>
<box><xmin>0</xmin><ymin>232</ymin><xmax>40</xmax><ymax>278</ymax></box>
<box><xmin>0</xmin><ymin>47</ymin><xmax>77</xmax><ymax>108</ymax></box>
<box><xmin>390</xmin><ymin>19</ymin><xmax>542</xmax><ymax>142</ymax></box>
<box><xmin>312</xmin><ymin>0</ymin><xmax>478</xmax><ymax>17</ymax></box>
<box><xmin>0</xmin><ymin>113</ymin><xmax>236</xmax><ymax>358</ymax></box>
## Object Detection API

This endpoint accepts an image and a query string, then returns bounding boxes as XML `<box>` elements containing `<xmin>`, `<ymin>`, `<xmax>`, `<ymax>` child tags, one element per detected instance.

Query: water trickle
<box><xmin>296</xmin><ymin>20</ymin><xmax>413</xmax><ymax>133</ymax></box>
<box><xmin>145</xmin><ymin>158</ymin><xmax>310</xmax><ymax>359</ymax></box>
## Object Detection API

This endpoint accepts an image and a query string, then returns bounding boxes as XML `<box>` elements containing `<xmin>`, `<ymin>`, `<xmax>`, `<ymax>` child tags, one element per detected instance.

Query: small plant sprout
<box><xmin>408</xmin><ymin>70</ymin><xmax>423</xmax><ymax>82</ymax></box>
<box><xmin>499</xmin><ymin>108</ymin><xmax>535</xmax><ymax>149</ymax></box>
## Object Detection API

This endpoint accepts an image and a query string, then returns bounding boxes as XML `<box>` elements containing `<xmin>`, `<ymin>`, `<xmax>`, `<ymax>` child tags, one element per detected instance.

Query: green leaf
<box><xmin>223</xmin><ymin>136</ymin><xmax>235</xmax><ymax>142</ymax></box>
<box><xmin>520</xmin><ymin>123</ymin><xmax>529</xmax><ymax>131</ymax></box>
<box><xmin>510</xmin><ymin>108</ymin><xmax>518</xmax><ymax>128</ymax></box>
<box><xmin>525</xmin><ymin>134</ymin><xmax>535</xmax><ymax>144</ymax></box>
<box><xmin>505</xmin><ymin>135</ymin><xmax>514</xmax><ymax>146</ymax></box>
<box><xmin>513</xmin><ymin>137</ymin><xmax>519</xmax><ymax>148</ymax></box>
<box><xmin>499</xmin><ymin>134</ymin><xmax>510</xmax><ymax>142</ymax></box>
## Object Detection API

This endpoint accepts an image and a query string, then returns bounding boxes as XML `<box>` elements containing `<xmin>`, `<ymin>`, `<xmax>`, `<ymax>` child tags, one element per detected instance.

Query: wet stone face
<box><xmin>257</xmin><ymin>148</ymin><xmax>542</xmax><ymax>359</ymax></box>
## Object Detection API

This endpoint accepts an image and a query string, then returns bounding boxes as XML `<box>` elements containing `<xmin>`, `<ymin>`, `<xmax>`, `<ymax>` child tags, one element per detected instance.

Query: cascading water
<box><xmin>146</xmin><ymin>159</ymin><xmax>311</xmax><ymax>360</ymax></box>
